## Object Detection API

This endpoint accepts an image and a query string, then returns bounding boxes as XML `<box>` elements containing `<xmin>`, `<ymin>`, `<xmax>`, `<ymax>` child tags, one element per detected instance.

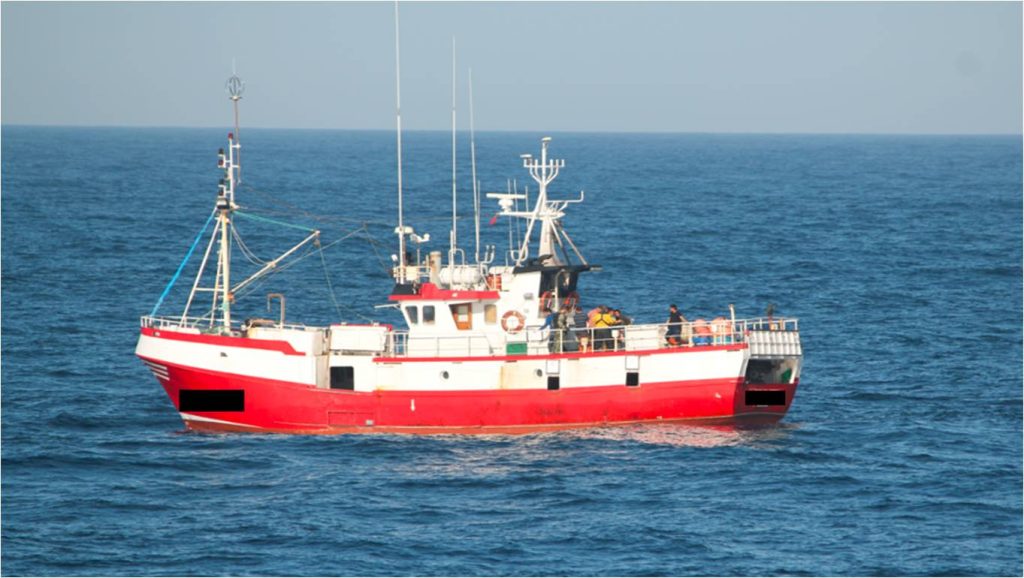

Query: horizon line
<box><xmin>1</xmin><ymin>123</ymin><xmax>1021</xmax><ymax>138</ymax></box>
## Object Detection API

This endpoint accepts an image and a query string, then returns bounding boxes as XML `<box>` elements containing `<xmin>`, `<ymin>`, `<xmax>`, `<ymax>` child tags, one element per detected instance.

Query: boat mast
<box><xmin>469</xmin><ymin>67</ymin><xmax>480</xmax><ymax>264</ymax></box>
<box><xmin>218</xmin><ymin>73</ymin><xmax>244</xmax><ymax>330</ymax></box>
<box><xmin>519</xmin><ymin>137</ymin><xmax>563</xmax><ymax>264</ymax></box>
<box><xmin>449</xmin><ymin>37</ymin><xmax>458</xmax><ymax>267</ymax></box>
<box><xmin>393</xmin><ymin>0</ymin><xmax>408</xmax><ymax>284</ymax></box>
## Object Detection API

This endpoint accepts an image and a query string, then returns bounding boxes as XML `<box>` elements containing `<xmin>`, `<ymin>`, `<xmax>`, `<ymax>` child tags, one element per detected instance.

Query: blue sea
<box><xmin>2</xmin><ymin>126</ymin><xmax>1021</xmax><ymax>576</ymax></box>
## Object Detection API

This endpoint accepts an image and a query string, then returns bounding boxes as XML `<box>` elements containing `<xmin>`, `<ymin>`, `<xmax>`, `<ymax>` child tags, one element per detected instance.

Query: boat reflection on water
<box><xmin>558</xmin><ymin>421</ymin><xmax>802</xmax><ymax>448</ymax></box>
<box><xmin>382</xmin><ymin>422</ymin><xmax>801</xmax><ymax>482</ymax></box>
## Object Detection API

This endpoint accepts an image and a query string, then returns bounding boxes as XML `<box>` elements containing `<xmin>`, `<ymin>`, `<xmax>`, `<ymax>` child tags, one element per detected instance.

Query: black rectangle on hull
<box><xmin>179</xmin><ymin>389</ymin><xmax>245</xmax><ymax>412</ymax></box>
<box><xmin>745</xmin><ymin>389</ymin><xmax>786</xmax><ymax>406</ymax></box>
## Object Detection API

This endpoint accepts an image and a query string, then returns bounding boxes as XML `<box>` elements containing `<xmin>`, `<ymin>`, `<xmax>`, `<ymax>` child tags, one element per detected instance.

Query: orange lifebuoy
<box><xmin>501</xmin><ymin>310</ymin><xmax>526</xmax><ymax>334</ymax></box>
<box><xmin>540</xmin><ymin>290</ymin><xmax>579</xmax><ymax>312</ymax></box>
<box><xmin>539</xmin><ymin>291</ymin><xmax>555</xmax><ymax>311</ymax></box>
<box><xmin>562</xmin><ymin>291</ymin><xmax>579</xmax><ymax>311</ymax></box>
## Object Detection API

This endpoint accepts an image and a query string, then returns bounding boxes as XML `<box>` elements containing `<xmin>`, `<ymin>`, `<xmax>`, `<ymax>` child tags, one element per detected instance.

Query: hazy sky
<box><xmin>2</xmin><ymin>1</ymin><xmax>1021</xmax><ymax>134</ymax></box>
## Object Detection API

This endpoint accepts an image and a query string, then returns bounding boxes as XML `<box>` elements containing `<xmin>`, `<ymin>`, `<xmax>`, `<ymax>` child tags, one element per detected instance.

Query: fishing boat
<box><xmin>136</xmin><ymin>23</ymin><xmax>803</xmax><ymax>434</ymax></box>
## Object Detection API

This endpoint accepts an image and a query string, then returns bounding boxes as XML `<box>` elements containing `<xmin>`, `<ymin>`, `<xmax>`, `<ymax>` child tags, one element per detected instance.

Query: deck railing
<box><xmin>379</xmin><ymin>316</ymin><xmax>799</xmax><ymax>358</ymax></box>
<box><xmin>141</xmin><ymin>314</ymin><xmax>800</xmax><ymax>359</ymax></box>
<box><xmin>139</xmin><ymin>315</ymin><xmax>312</xmax><ymax>334</ymax></box>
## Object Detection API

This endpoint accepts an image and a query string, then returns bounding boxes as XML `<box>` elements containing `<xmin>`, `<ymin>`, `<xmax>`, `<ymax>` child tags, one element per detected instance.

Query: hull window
<box><xmin>626</xmin><ymin>372</ymin><xmax>640</xmax><ymax>387</ymax></box>
<box><xmin>547</xmin><ymin>376</ymin><xmax>560</xmax><ymax>391</ymax></box>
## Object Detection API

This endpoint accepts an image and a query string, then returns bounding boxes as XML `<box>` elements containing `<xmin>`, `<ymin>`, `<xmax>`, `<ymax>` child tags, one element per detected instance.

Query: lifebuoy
<box><xmin>562</xmin><ymin>291</ymin><xmax>579</xmax><ymax>311</ymax></box>
<box><xmin>539</xmin><ymin>290</ymin><xmax>579</xmax><ymax>312</ymax></box>
<box><xmin>539</xmin><ymin>291</ymin><xmax>555</xmax><ymax>311</ymax></box>
<box><xmin>501</xmin><ymin>310</ymin><xmax>526</xmax><ymax>334</ymax></box>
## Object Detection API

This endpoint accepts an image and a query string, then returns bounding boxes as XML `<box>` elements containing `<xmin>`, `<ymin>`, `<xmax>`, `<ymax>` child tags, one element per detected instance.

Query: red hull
<box><xmin>141</xmin><ymin>356</ymin><xmax>799</xmax><ymax>434</ymax></box>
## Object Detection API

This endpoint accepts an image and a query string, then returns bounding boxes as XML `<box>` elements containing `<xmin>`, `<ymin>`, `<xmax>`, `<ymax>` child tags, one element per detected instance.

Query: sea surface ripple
<box><xmin>2</xmin><ymin>127</ymin><xmax>1021</xmax><ymax>576</ymax></box>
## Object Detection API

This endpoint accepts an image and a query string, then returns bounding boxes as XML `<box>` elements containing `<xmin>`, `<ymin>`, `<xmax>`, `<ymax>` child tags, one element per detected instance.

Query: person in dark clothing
<box><xmin>540</xmin><ymin>309</ymin><xmax>556</xmax><ymax>330</ymax></box>
<box><xmin>612</xmin><ymin>309</ymin><xmax>631</xmax><ymax>349</ymax></box>
<box><xmin>666</xmin><ymin>304</ymin><xmax>687</xmax><ymax>346</ymax></box>
<box><xmin>540</xmin><ymin>309</ymin><xmax>560</xmax><ymax>352</ymax></box>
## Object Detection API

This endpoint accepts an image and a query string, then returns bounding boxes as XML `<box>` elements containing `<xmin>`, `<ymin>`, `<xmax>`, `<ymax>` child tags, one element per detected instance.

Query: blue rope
<box><xmin>150</xmin><ymin>209</ymin><xmax>217</xmax><ymax>317</ymax></box>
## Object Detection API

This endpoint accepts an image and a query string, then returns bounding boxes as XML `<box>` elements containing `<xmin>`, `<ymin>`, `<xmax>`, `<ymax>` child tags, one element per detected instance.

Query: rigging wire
<box><xmin>234</xmin><ymin>210</ymin><xmax>316</xmax><ymax>233</ymax></box>
<box><xmin>240</xmin><ymin>183</ymin><xmax>462</xmax><ymax>228</ymax></box>
<box><xmin>317</xmin><ymin>239</ymin><xmax>345</xmax><ymax>320</ymax></box>
<box><xmin>231</xmin><ymin>224</ymin><xmax>267</xmax><ymax>266</ymax></box>
<box><xmin>360</xmin><ymin>224</ymin><xmax>391</xmax><ymax>276</ymax></box>
<box><xmin>229</xmin><ymin>227</ymin><xmax>372</xmax><ymax>308</ymax></box>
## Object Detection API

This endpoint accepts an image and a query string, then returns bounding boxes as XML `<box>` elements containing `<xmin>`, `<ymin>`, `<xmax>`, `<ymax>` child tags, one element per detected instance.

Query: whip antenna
<box><xmin>393</xmin><ymin>0</ymin><xmax>407</xmax><ymax>283</ymax></box>
<box><xmin>470</xmin><ymin>67</ymin><xmax>480</xmax><ymax>264</ymax></box>
<box><xmin>449</xmin><ymin>36</ymin><xmax>457</xmax><ymax>267</ymax></box>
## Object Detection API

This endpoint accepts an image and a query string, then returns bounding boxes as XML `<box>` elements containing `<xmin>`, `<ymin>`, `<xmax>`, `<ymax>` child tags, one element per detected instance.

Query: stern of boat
<box><xmin>735</xmin><ymin>320</ymin><xmax>803</xmax><ymax>422</ymax></box>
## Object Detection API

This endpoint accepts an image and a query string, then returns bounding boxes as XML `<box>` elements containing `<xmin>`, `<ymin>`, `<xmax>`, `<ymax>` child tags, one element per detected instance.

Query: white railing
<box><xmin>377</xmin><ymin>316</ymin><xmax>800</xmax><ymax>358</ymax></box>
<box><xmin>139</xmin><ymin>315</ymin><xmax>316</xmax><ymax>335</ymax></box>
<box><xmin>140</xmin><ymin>315</ymin><xmax>209</xmax><ymax>331</ymax></box>
<box><xmin>385</xmin><ymin>332</ymin><xmax>495</xmax><ymax>358</ymax></box>
<box><xmin>141</xmin><ymin>314</ymin><xmax>801</xmax><ymax>359</ymax></box>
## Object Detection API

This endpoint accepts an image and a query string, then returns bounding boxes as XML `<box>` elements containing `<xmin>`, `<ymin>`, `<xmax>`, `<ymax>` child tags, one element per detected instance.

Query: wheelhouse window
<box><xmin>484</xmin><ymin>304</ymin><xmax>497</xmax><ymax>325</ymax></box>
<box><xmin>450</xmin><ymin>303</ymin><xmax>472</xmax><ymax>331</ymax></box>
<box><xmin>423</xmin><ymin>305</ymin><xmax>436</xmax><ymax>325</ymax></box>
<box><xmin>405</xmin><ymin>306</ymin><xmax>419</xmax><ymax>325</ymax></box>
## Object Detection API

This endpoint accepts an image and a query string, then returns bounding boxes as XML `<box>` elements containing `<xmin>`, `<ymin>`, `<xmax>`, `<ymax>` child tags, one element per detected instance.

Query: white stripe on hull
<box><xmin>136</xmin><ymin>333</ymin><xmax>318</xmax><ymax>386</ymax></box>
<box><xmin>139</xmin><ymin>332</ymin><xmax>755</xmax><ymax>393</ymax></box>
<box><xmin>141</xmin><ymin>360</ymin><xmax>170</xmax><ymax>380</ymax></box>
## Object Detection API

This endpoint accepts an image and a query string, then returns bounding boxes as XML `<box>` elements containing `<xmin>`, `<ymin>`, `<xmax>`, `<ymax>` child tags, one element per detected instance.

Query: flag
<box><xmin>488</xmin><ymin>213</ymin><xmax>500</xmax><ymax>226</ymax></box>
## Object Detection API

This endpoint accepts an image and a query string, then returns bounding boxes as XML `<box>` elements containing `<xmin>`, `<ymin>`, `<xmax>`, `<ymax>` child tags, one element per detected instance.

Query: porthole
<box><xmin>441</xmin><ymin>371</ymin><xmax>450</xmax><ymax>380</ymax></box>
<box><xmin>535</xmin><ymin>369</ymin><xmax>543</xmax><ymax>378</ymax></box>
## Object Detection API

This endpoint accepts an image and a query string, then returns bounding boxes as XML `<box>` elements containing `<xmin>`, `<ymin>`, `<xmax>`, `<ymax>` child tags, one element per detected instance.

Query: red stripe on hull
<box><xmin>140</xmin><ymin>356</ymin><xmax>798</xmax><ymax>435</ymax></box>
